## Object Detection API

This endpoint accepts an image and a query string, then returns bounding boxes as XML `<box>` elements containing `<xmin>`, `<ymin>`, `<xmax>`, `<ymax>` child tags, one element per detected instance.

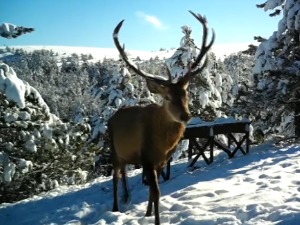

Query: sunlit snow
<box><xmin>1</xmin><ymin>142</ymin><xmax>300</xmax><ymax>225</ymax></box>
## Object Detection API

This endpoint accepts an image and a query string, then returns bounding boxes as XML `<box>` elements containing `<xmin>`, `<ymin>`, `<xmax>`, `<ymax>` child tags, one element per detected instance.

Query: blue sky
<box><xmin>1</xmin><ymin>0</ymin><xmax>280</xmax><ymax>51</ymax></box>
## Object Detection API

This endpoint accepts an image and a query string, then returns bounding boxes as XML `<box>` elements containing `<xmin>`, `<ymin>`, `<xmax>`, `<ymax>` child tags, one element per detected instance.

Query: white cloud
<box><xmin>136</xmin><ymin>11</ymin><xmax>167</xmax><ymax>30</ymax></box>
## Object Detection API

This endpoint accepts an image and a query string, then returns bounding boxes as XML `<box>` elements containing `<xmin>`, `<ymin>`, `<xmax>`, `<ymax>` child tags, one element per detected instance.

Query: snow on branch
<box><xmin>259</xmin><ymin>0</ymin><xmax>284</xmax><ymax>11</ymax></box>
<box><xmin>0</xmin><ymin>23</ymin><xmax>34</xmax><ymax>39</ymax></box>
<box><xmin>0</xmin><ymin>63</ymin><xmax>51</xmax><ymax>117</ymax></box>
<box><xmin>257</xmin><ymin>0</ymin><xmax>284</xmax><ymax>17</ymax></box>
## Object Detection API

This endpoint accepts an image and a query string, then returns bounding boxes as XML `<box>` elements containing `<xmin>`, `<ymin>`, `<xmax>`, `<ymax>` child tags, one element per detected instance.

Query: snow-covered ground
<box><xmin>1</xmin><ymin>141</ymin><xmax>300</xmax><ymax>225</ymax></box>
<box><xmin>0</xmin><ymin>42</ymin><xmax>251</xmax><ymax>62</ymax></box>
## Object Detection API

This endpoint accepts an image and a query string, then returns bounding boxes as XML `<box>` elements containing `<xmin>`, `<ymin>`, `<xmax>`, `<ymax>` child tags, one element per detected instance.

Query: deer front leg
<box><xmin>146</xmin><ymin>188</ymin><xmax>153</xmax><ymax>217</ymax></box>
<box><xmin>144</xmin><ymin>164</ymin><xmax>161</xmax><ymax>225</ymax></box>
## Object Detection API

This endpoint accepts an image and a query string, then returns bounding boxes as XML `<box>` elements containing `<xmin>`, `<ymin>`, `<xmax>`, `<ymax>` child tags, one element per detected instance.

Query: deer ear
<box><xmin>146</xmin><ymin>79</ymin><xmax>168</xmax><ymax>94</ymax></box>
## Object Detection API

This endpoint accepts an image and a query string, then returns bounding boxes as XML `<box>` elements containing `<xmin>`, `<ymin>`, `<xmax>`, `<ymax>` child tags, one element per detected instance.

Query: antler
<box><xmin>113</xmin><ymin>11</ymin><xmax>215</xmax><ymax>85</ymax></box>
<box><xmin>180</xmin><ymin>11</ymin><xmax>215</xmax><ymax>83</ymax></box>
<box><xmin>113</xmin><ymin>20</ymin><xmax>172</xmax><ymax>85</ymax></box>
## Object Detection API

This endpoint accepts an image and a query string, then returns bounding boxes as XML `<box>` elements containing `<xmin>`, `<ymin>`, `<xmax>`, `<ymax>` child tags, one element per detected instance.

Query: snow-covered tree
<box><xmin>254</xmin><ymin>0</ymin><xmax>300</xmax><ymax>75</ymax></box>
<box><xmin>224</xmin><ymin>53</ymin><xmax>255</xmax><ymax>106</ymax></box>
<box><xmin>0</xmin><ymin>23</ymin><xmax>34</xmax><ymax>39</ymax></box>
<box><xmin>250</xmin><ymin>0</ymin><xmax>300</xmax><ymax>139</ymax></box>
<box><xmin>0</xmin><ymin>63</ymin><xmax>95</xmax><ymax>203</ymax></box>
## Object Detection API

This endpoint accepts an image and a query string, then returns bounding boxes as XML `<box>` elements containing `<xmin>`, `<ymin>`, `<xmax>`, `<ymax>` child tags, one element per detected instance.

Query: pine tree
<box><xmin>254</xmin><ymin>0</ymin><xmax>300</xmax><ymax>75</ymax></box>
<box><xmin>251</xmin><ymin>0</ymin><xmax>300</xmax><ymax>139</ymax></box>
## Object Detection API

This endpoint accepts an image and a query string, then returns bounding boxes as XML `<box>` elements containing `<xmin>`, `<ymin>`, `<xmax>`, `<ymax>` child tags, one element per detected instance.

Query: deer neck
<box><xmin>155</xmin><ymin>103</ymin><xmax>185</xmax><ymax>131</ymax></box>
<box><xmin>149</xmin><ymin>104</ymin><xmax>185</xmax><ymax>154</ymax></box>
<box><xmin>161</xmin><ymin>101</ymin><xmax>183</xmax><ymax>123</ymax></box>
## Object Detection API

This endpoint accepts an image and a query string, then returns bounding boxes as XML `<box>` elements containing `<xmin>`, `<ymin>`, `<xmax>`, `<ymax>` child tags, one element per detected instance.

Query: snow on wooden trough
<box><xmin>184</xmin><ymin>117</ymin><xmax>252</xmax><ymax>166</ymax></box>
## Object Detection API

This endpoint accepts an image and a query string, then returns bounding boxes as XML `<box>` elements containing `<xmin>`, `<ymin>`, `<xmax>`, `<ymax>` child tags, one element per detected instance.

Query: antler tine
<box><xmin>165</xmin><ymin>64</ymin><xmax>173</xmax><ymax>83</ymax></box>
<box><xmin>113</xmin><ymin>20</ymin><xmax>172</xmax><ymax>85</ymax></box>
<box><xmin>186</xmin><ymin>11</ymin><xmax>215</xmax><ymax>77</ymax></box>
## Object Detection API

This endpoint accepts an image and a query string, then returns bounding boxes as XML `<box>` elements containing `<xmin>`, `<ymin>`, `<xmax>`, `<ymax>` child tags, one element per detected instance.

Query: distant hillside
<box><xmin>0</xmin><ymin>43</ymin><xmax>251</xmax><ymax>62</ymax></box>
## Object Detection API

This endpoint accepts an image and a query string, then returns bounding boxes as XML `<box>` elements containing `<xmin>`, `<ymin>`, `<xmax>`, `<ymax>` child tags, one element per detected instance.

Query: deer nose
<box><xmin>180</xmin><ymin>112</ymin><xmax>191</xmax><ymax>122</ymax></box>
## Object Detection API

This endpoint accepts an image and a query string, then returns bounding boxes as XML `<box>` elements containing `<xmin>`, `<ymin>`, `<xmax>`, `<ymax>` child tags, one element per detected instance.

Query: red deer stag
<box><xmin>108</xmin><ymin>11</ymin><xmax>215</xmax><ymax>225</ymax></box>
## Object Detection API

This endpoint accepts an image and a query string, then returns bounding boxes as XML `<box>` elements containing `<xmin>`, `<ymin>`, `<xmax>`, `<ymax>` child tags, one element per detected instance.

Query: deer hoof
<box><xmin>145</xmin><ymin>211</ymin><xmax>152</xmax><ymax>217</ymax></box>
<box><xmin>112</xmin><ymin>206</ymin><xmax>119</xmax><ymax>212</ymax></box>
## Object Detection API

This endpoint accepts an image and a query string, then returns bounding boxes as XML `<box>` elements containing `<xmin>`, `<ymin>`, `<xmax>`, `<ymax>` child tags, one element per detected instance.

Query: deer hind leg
<box><xmin>121</xmin><ymin>165</ymin><xmax>131</xmax><ymax>204</ymax></box>
<box><xmin>144</xmin><ymin>164</ymin><xmax>161</xmax><ymax>225</ymax></box>
<box><xmin>112</xmin><ymin>164</ymin><xmax>121</xmax><ymax>212</ymax></box>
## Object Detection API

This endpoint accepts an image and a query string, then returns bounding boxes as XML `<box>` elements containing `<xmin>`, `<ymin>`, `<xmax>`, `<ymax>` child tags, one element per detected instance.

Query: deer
<box><xmin>108</xmin><ymin>11</ymin><xmax>215</xmax><ymax>225</ymax></box>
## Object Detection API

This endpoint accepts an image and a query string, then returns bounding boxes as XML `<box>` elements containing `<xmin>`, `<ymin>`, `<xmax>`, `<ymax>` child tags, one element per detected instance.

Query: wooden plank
<box><xmin>184</xmin><ymin>126</ymin><xmax>211</xmax><ymax>138</ymax></box>
<box><xmin>184</xmin><ymin>120</ymin><xmax>251</xmax><ymax>168</ymax></box>
<box><xmin>184</xmin><ymin>121</ymin><xmax>251</xmax><ymax>138</ymax></box>
<box><xmin>213</xmin><ymin>139</ymin><xmax>232</xmax><ymax>157</ymax></box>
<box><xmin>188</xmin><ymin>138</ymin><xmax>211</xmax><ymax>167</ymax></box>
<box><xmin>155</xmin><ymin>120</ymin><xmax>253</xmax><ymax>178</ymax></box>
